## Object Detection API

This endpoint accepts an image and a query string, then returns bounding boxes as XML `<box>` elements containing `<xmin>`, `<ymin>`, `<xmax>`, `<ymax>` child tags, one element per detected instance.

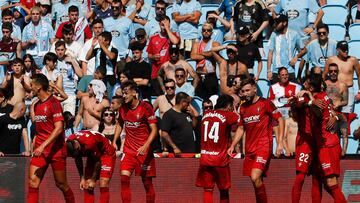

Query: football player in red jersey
<box><xmin>67</xmin><ymin>130</ymin><xmax>116</xmax><ymax>203</ymax></box>
<box><xmin>228</xmin><ymin>78</ymin><xmax>284</xmax><ymax>203</ymax></box>
<box><xmin>112</xmin><ymin>81</ymin><xmax>158</xmax><ymax>203</ymax></box>
<box><xmin>27</xmin><ymin>74</ymin><xmax>75</xmax><ymax>203</ymax></box>
<box><xmin>196</xmin><ymin>94</ymin><xmax>242</xmax><ymax>203</ymax></box>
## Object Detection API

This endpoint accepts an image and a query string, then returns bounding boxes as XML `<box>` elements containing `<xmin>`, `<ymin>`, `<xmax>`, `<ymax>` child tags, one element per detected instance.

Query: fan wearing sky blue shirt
<box><xmin>52</xmin><ymin>0</ymin><xmax>82</xmax><ymax>30</ymax></box>
<box><xmin>0</xmin><ymin>9</ymin><xmax>21</xmax><ymax>42</ymax></box>
<box><xmin>267</xmin><ymin>14</ymin><xmax>307</xmax><ymax>84</ymax></box>
<box><xmin>126</xmin><ymin>0</ymin><xmax>154</xmax><ymax>36</ymax></box>
<box><xmin>144</xmin><ymin>0</ymin><xmax>166</xmax><ymax>37</ymax></box>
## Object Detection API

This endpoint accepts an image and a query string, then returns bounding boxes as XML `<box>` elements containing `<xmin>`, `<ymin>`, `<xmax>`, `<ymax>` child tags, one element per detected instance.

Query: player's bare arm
<box><xmin>275</xmin><ymin>116</ymin><xmax>285</xmax><ymax>157</ymax></box>
<box><xmin>33</xmin><ymin>121</ymin><xmax>64</xmax><ymax>157</ymax></box>
<box><xmin>112</xmin><ymin>121</ymin><xmax>123</xmax><ymax>150</ymax></box>
<box><xmin>74</xmin><ymin>98</ymin><xmax>85</xmax><ymax>128</ymax></box>
<box><xmin>138</xmin><ymin>123</ymin><xmax>157</xmax><ymax>156</ymax></box>
<box><xmin>74</xmin><ymin>156</ymin><xmax>85</xmax><ymax>189</ymax></box>
<box><xmin>227</xmin><ymin>125</ymin><xmax>244</xmax><ymax>156</ymax></box>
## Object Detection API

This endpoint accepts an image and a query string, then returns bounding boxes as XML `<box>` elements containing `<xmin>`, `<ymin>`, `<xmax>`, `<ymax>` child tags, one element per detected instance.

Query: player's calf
<box><xmin>219</xmin><ymin>189</ymin><xmax>229</xmax><ymax>203</ymax></box>
<box><xmin>142</xmin><ymin>177</ymin><xmax>155</xmax><ymax>203</ymax></box>
<box><xmin>203</xmin><ymin>188</ymin><xmax>214</xmax><ymax>203</ymax></box>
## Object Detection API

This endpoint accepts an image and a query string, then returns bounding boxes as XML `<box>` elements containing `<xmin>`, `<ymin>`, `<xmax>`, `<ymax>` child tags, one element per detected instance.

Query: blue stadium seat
<box><xmin>349</xmin><ymin>24</ymin><xmax>360</xmax><ymax>40</ymax></box>
<box><xmin>326</xmin><ymin>0</ymin><xmax>348</xmax><ymax>6</ymax></box>
<box><xmin>192</xmin><ymin>96</ymin><xmax>203</xmax><ymax>115</ymax></box>
<box><xmin>322</xmin><ymin>5</ymin><xmax>348</xmax><ymax>24</ymax></box>
<box><xmin>351</xmin><ymin>5</ymin><xmax>357</xmax><ymax>22</ymax></box>
<box><xmin>256</xmin><ymin>79</ymin><xmax>270</xmax><ymax>97</ymax></box>
<box><xmin>346</xmin><ymin>138</ymin><xmax>358</xmax><ymax>154</ymax></box>
<box><xmin>199</xmin><ymin>4</ymin><xmax>219</xmax><ymax>25</ymax></box>
<box><xmin>349</xmin><ymin>40</ymin><xmax>360</xmax><ymax>59</ymax></box>
<box><xmin>328</xmin><ymin>24</ymin><xmax>346</xmax><ymax>41</ymax></box>
<box><xmin>262</xmin><ymin>40</ymin><xmax>270</xmax><ymax>60</ymax></box>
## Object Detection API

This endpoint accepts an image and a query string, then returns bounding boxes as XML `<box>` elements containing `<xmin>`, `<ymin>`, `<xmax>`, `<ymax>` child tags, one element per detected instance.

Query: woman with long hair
<box><xmin>23</xmin><ymin>54</ymin><xmax>40</xmax><ymax>78</ymax></box>
<box><xmin>96</xmin><ymin>107</ymin><xmax>117</xmax><ymax>142</ymax></box>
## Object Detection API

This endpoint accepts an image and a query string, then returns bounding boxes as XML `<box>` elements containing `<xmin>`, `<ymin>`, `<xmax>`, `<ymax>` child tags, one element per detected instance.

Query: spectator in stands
<box><xmin>129</xmin><ymin>28</ymin><xmax>149</xmax><ymax>63</ymax></box>
<box><xmin>86</xmin><ymin>31</ymin><xmax>118</xmax><ymax>99</ymax></box>
<box><xmin>54</xmin><ymin>40</ymin><xmax>82</xmax><ymax>116</ymax></box>
<box><xmin>12</xmin><ymin>5</ymin><xmax>31</xmax><ymax>30</ymax></box>
<box><xmin>95</xmin><ymin>107</ymin><xmax>117</xmax><ymax>142</ymax></box>
<box><xmin>55</xmin><ymin>5</ymin><xmax>92</xmax><ymax>46</ymax></box>
<box><xmin>203</xmin><ymin>11</ymin><xmax>230</xmax><ymax>44</ymax></box>
<box><xmin>90</xmin><ymin>0</ymin><xmax>112</xmax><ymax>21</ymax></box>
<box><xmin>161</xmin><ymin>91</ymin><xmax>199</xmax><ymax>154</ymax></box>
<box><xmin>272</xmin><ymin>0</ymin><xmax>324</xmax><ymax>41</ymax></box>
<box><xmin>0</xmin><ymin>88</ymin><xmax>13</xmax><ymax>113</ymax></box>
<box><xmin>41</xmin><ymin>52</ymin><xmax>63</xmax><ymax>90</ymax></box>
<box><xmin>144</xmin><ymin>0</ymin><xmax>167</xmax><ymax>37</ymax></box>
<box><xmin>202</xmin><ymin>99</ymin><xmax>213</xmax><ymax>112</ymax></box>
<box><xmin>191</xmin><ymin>23</ymin><xmax>220</xmax><ymax>99</ymax></box>
<box><xmin>76</xmin><ymin>66</ymin><xmax>106</xmax><ymax>98</ymax></box>
<box><xmin>23</xmin><ymin>54</ymin><xmax>40</xmax><ymax>78</ymax></box>
<box><xmin>80</xmin><ymin>19</ymin><xmax>104</xmax><ymax>75</ymax></box>
<box><xmin>124</xmin><ymin>41</ymin><xmax>152</xmax><ymax>101</ymax></box>
<box><xmin>216</xmin><ymin>0</ymin><xmax>236</xmax><ymax>21</ymax></box>
<box><xmin>39</xmin><ymin>0</ymin><xmax>52</xmax><ymax>25</ymax></box>
<box><xmin>267</xmin><ymin>14</ymin><xmax>307</xmax><ymax>84</ymax></box>
<box><xmin>232</xmin><ymin>0</ymin><xmax>269</xmax><ymax>48</ymax></box>
<box><xmin>63</xmin><ymin>111</ymin><xmax>76</xmax><ymax>137</ymax></box>
<box><xmin>0</xmin><ymin>102</ymin><xmax>30</xmax><ymax>156</ymax></box>
<box><xmin>0</xmin><ymin>9</ymin><xmax>22</xmax><ymax>41</ymax></box>
<box><xmin>172</xmin><ymin>0</ymin><xmax>201</xmax><ymax>59</ymax></box>
<box><xmin>52</xmin><ymin>24</ymin><xmax>83</xmax><ymax>59</ymax></box>
<box><xmin>147</xmin><ymin>16</ymin><xmax>180</xmax><ymax>95</ymax></box>
<box><xmin>103</xmin><ymin>0</ymin><xmax>134</xmax><ymax>65</ymax></box>
<box><xmin>175</xmin><ymin>67</ymin><xmax>195</xmax><ymax>97</ymax></box>
<box><xmin>153</xmin><ymin>78</ymin><xmax>176</xmax><ymax>118</ymax></box>
<box><xmin>235</xmin><ymin>26</ymin><xmax>262</xmax><ymax>80</ymax></box>
<box><xmin>325</xmin><ymin>63</ymin><xmax>348</xmax><ymax>156</ymax></box>
<box><xmin>305</xmin><ymin>24</ymin><xmax>337</xmax><ymax>74</ymax></box>
<box><xmin>0</xmin><ymin>22</ymin><xmax>22</xmax><ymax>84</ymax></box>
<box><xmin>75</xmin><ymin>79</ymin><xmax>110</xmax><ymax>130</ymax></box>
<box><xmin>52</xmin><ymin>0</ymin><xmax>81</xmax><ymax>30</ymax></box>
<box><xmin>22</xmin><ymin>6</ymin><xmax>55</xmax><ymax>67</ymax></box>
<box><xmin>158</xmin><ymin>45</ymin><xmax>199</xmax><ymax>93</ymax></box>
<box><xmin>126</xmin><ymin>0</ymin><xmax>154</xmax><ymax>33</ymax></box>
<box><xmin>2</xmin><ymin>59</ymin><xmax>32</xmax><ymax>106</ymax></box>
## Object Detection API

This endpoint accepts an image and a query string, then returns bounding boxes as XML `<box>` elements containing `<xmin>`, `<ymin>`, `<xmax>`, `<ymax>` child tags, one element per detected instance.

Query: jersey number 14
<box><xmin>203</xmin><ymin>121</ymin><xmax>219</xmax><ymax>143</ymax></box>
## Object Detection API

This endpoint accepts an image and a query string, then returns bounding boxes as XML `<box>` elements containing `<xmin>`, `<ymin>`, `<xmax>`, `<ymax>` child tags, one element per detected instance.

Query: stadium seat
<box><xmin>192</xmin><ymin>96</ymin><xmax>203</xmax><ymax>114</ymax></box>
<box><xmin>349</xmin><ymin>24</ymin><xmax>360</xmax><ymax>40</ymax></box>
<box><xmin>256</xmin><ymin>79</ymin><xmax>270</xmax><ymax>97</ymax></box>
<box><xmin>328</xmin><ymin>24</ymin><xmax>346</xmax><ymax>41</ymax></box>
<box><xmin>322</xmin><ymin>5</ymin><xmax>348</xmax><ymax>24</ymax></box>
<box><xmin>326</xmin><ymin>0</ymin><xmax>348</xmax><ymax>6</ymax></box>
<box><xmin>349</xmin><ymin>40</ymin><xmax>360</xmax><ymax>59</ymax></box>
<box><xmin>346</xmin><ymin>138</ymin><xmax>358</xmax><ymax>154</ymax></box>
<box><xmin>199</xmin><ymin>4</ymin><xmax>219</xmax><ymax>25</ymax></box>
<box><xmin>351</xmin><ymin>5</ymin><xmax>357</xmax><ymax>22</ymax></box>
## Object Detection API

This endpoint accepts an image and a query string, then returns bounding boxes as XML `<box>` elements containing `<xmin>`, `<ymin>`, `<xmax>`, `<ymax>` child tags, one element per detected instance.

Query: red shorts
<box><xmin>195</xmin><ymin>165</ymin><xmax>231</xmax><ymax>190</ymax></box>
<box><xmin>30</xmin><ymin>148</ymin><xmax>66</xmax><ymax>171</ymax></box>
<box><xmin>120</xmin><ymin>152</ymin><xmax>156</xmax><ymax>177</ymax></box>
<box><xmin>85</xmin><ymin>155</ymin><xmax>116</xmax><ymax>179</ymax></box>
<box><xmin>318</xmin><ymin>145</ymin><xmax>341</xmax><ymax>177</ymax></box>
<box><xmin>243</xmin><ymin>150</ymin><xmax>271</xmax><ymax>177</ymax></box>
<box><xmin>295</xmin><ymin>134</ymin><xmax>314</xmax><ymax>174</ymax></box>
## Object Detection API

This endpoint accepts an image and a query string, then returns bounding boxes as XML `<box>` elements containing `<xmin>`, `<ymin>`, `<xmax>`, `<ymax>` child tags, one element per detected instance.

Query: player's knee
<box><xmin>250</xmin><ymin>174</ymin><xmax>262</xmax><ymax>186</ymax></box>
<box><xmin>99</xmin><ymin>178</ymin><xmax>110</xmax><ymax>187</ymax></box>
<box><xmin>55</xmin><ymin>180</ymin><xmax>69</xmax><ymax>191</ymax></box>
<box><xmin>28</xmin><ymin>177</ymin><xmax>40</xmax><ymax>189</ymax></box>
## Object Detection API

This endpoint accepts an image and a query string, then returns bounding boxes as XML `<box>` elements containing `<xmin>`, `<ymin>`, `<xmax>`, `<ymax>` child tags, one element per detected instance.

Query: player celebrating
<box><xmin>112</xmin><ymin>81</ymin><xmax>158</xmax><ymax>203</ymax></box>
<box><xmin>228</xmin><ymin>78</ymin><xmax>284</xmax><ymax>203</ymax></box>
<box><xmin>66</xmin><ymin>130</ymin><xmax>116</xmax><ymax>203</ymax></box>
<box><xmin>196</xmin><ymin>94</ymin><xmax>241</xmax><ymax>203</ymax></box>
<box><xmin>27</xmin><ymin>74</ymin><xmax>75</xmax><ymax>203</ymax></box>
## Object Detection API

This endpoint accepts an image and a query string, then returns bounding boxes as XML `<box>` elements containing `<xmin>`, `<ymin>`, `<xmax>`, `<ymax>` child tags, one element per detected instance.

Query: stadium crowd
<box><xmin>0</xmin><ymin>0</ymin><xmax>359</xmax><ymax>202</ymax></box>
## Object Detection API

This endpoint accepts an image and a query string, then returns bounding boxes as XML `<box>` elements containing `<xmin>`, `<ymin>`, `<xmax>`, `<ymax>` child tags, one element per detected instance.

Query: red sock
<box><xmin>121</xmin><ymin>175</ymin><xmax>131</xmax><ymax>203</ymax></box>
<box><xmin>311</xmin><ymin>176</ymin><xmax>322</xmax><ymax>203</ymax></box>
<box><xmin>63</xmin><ymin>188</ymin><xmax>75</xmax><ymax>203</ymax></box>
<box><xmin>292</xmin><ymin>173</ymin><xmax>305</xmax><ymax>203</ymax></box>
<box><xmin>84</xmin><ymin>189</ymin><xmax>95</xmax><ymax>203</ymax></box>
<box><xmin>254</xmin><ymin>183</ymin><xmax>267</xmax><ymax>203</ymax></box>
<box><xmin>142</xmin><ymin>177</ymin><xmax>155</xmax><ymax>203</ymax></box>
<box><xmin>329</xmin><ymin>184</ymin><xmax>347</xmax><ymax>203</ymax></box>
<box><xmin>27</xmin><ymin>187</ymin><xmax>39</xmax><ymax>203</ymax></box>
<box><xmin>100</xmin><ymin>187</ymin><xmax>110</xmax><ymax>203</ymax></box>
<box><xmin>219</xmin><ymin>189</ymin><xmax>229</xmax><ymax>203</ymax></box>
<box><xmin>203</xmin><ymin>190</ymin><xmax>213</xmax><ymax>203</ymax></box>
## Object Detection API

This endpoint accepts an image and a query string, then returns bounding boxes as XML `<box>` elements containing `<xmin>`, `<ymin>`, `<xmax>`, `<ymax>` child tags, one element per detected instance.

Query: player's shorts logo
<box><xmin>101</xmin><ymin>165</ymin><xmax>112</xmax><ymax>171</ymax></box>
<box><xmin>256</xmin><ymin>156</ymin><xmax>267</xmax><ymax>164</ymax></box>
<box><xmin>141</xmin><ymin>164</ymin><xmax>151</xmax><ymax>171</ymax></box>
<box><xmin>322</xmin><ymin>163</ymin><xmax>331</xmax><ymax>169</ymax></box>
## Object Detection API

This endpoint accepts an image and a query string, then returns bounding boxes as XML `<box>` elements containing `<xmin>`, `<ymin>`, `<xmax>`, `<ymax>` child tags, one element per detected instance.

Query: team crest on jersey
<box><xmin>136</xmin><ymin>113</ymin><xmax>141</xmax><ymax>120</ymax></box>
<box><xmin>288</xmin><ymin>90</ymin><xmax>293</xmax><ymax>95</ymax></box>
<box><xmin>257</xmin><ymin>107</ymin><xmax>261</xmax><ymax>113</ymax></box>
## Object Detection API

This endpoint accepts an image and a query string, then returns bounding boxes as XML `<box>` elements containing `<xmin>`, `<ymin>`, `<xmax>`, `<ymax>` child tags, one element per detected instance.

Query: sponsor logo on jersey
<box><xmin>201</xmin><ymin>150</ymin><xmax>220</xmax><ymax>156</ymax></box>
<box><xmin>124</xmin><ymin>121</ymin><xmax>141</xmax><ymax>128</ymax></box>
<box><xmin>243</xmin><ymin>115</ymin><xmax>260</xmax><ymax>123</ymax></box>
<box><xmin>34</xmin><ymin>115</ymin><xmax>47</xmax><ymax>122</ymax></box>
<box><xmin>286</xmin><ymin>10</ymin><xmax>299</xmax><ymax>19</ymax></box>
<box><xmin>111</xmin><ymin>30</ymin><xmax>120</xmax><ymax>37</ymax></box>
<box><xmin>7</xmin><ymin>124</ymin><xmax>22</xmax><ymax>130</ymax></box>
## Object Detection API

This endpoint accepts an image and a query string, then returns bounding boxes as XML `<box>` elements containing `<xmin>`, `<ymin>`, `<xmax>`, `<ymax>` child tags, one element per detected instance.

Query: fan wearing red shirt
<box><xmin>67</xmin><ymin>130</ymin><xmax>116</xmax><ymax>203</ymax></box>
<box><xmin>147</xmin><ymin>16</ymin><xmax>179</xmax><ymax>95</ymax></box>
<box><xmin>112</xmin><ymin>81</ymin><xmax>158</xmax><ymax>203</ymax></box>
<box><xmin>196</xmin><ymin>94</ymin><xmax>241</xmax><ymax>203</ymax></box>
<box><xmin>228</xmin><ymin>78</ymin><xmax>284</xmax><ymax>203</ymax></box>
<box><xmin>27</xmin><ymin>74</ymin><xmax>75</xmax><ymax>203</ymax></box>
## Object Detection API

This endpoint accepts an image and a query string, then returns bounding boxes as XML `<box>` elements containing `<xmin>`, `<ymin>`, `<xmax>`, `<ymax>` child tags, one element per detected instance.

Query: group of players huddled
<box><xmin>27</xmin><ymin>71</ymin><xmax>346</xmax><ymax>203</ymax></box>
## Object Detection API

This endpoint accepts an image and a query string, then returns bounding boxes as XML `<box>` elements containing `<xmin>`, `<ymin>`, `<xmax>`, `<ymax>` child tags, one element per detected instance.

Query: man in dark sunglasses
<box><xmin>143</xmin><ymin>0</ymin><xmax>167</xmax><ymax>36</ymax></box>
<box><xmin>153</xmin><ymin>79</ymin><xmax>176</xmax><ymax>119</ymax></box>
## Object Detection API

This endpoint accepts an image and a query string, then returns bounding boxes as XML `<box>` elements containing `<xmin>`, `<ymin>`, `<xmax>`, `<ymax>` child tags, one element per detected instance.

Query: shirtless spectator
<box><xmin>158</xmin><ymin>45</ymin><xmax>199</xmax><ymax>93</ymax></box>
<box><xmin>324</xmin><ymin>41</ymin><xmax>360</xmax><ymax>115</ymax></box>
<box><xmin>76</xmin><ymin>66</ymin><xmax>106</xmax><ymax>99</ymax></box>
<box><xmin>175</xmin><ymin>67</ymin><xmax>195</xmax><ymax>97</ymax></box>
<box><xmin>153</xmin><ymin>79</ymin><xmax>176</xmax><ymax>118</ymax></box>
<box><xmin>2</xmin><ymin>59</ymin><xmax>31</xmax><ymax>105</ymax></box>
<box><xmin>75</xmin><ymin>79</ymin><xmax>110</xmax><ymax>130</ymax></box>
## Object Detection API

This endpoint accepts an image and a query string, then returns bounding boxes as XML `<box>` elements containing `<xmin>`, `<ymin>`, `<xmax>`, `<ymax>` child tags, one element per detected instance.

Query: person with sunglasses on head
<box><xmin>174</xmin><ymin>67</ymin><xmax>195</xmax><ymax>98</ymax></box>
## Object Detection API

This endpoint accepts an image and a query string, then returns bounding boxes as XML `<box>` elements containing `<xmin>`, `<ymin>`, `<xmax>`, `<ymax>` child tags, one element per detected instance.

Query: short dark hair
<box><xmin>309</xmin><ymin>74</ymin><xmax>323</xmax><ymax>93</ymax></box>
<box><xmin>95</xmin><ymin>66</ymin><xmax>107</xmax><ymax>76</ymax></box>
<box><xmin>329</xmin><ymin>63</ymin><xmax>338</xmax><ymax>68</ymax></box>
<box><xmin>175</xmin><ymin>92</ymin><xmax>190</xmax><ymax>104</ymax></box>
<box><xmin>55</xmin><ymin>40</ymin><xmax>66</xmax><ymax>49</ymax></box>
<box><xmin>164</xmin><ymin>78</ymin><xmax>175</xmax><ymax>85</ymax></box>
<box><xmin>43</xmin><ymin>52</ymin><xmax>58</xmax><ymax>65</ymax></box>
<box><xmin>68</xmin><ymin>5</ymin><xmax>79</xmax><ymax>13</ymax></box>
<box><xmin>32</xmin><ymin>74</ymin><xmax>49</xmax><ymax>91</ymax></box>
<box><xmin>2</xmin><ymin>22</ymin><xmax>12</xmax><ymax>32</ymax></box>
<box><xmin>130</xmin><ymin>41</ymin><xmax>144</xmax><ymax>51</ymax></box>
<box><xmin>11</xmin><ymin>58</ymin><xmax>23</xmax><ymax>66</ymax></box>
<box><xmin>159</xmin><ymin>15</ymin><xmax>170</xmax><ymax>22</ymax></box>
<box><xmin>119</xmin><ymin>70</ymin><xmax>131</xmax><ymax>79</ymax></box>
<box><xmin>277</xmin><ymin>67</ymin><xmax>288</xmax><ymax>75</ymax></box>
<box><xmin>317</xmin><ymin>23</ymin><xmax>329</xmax><ymax>32</ymax></box>
<box><xmin>92</xmin><ymin>19</ymin><xmax>104</xmax><ymax>27</ymax></box>
<box><xmin>206</xmin><ymin>10</ymin><xmax>217</xmax><ymax>19</ymax></box>
<box><xmin>122</xmin><ymin>80</ymin><xmax>138</xmax><ymax>91</ymax></box>
<box><xmin>62</xmin><ymin>23</ymin><xmax>73</xmax><ymax>35</ymax></box>
<box><xmin>175</xmin><ymin>67</ymin><xmax>185</xmax><ymax>74</ymax></box>
<box><xmin>112</xmin><ymin>95</ymin><xmax>123</xmax><ymax>101</ymax></box>
<box><xmin>156</xmin><ymin>0</ymin><xmax>166</xmax><ymax>6</ymax></box>
<box><xmin>100</xmin><ymin>31</ymin><xmax>112</xmax><ymax>42</ymax></box>
<box><xmin>240</xmin><ymin>77</ymin><xmax>256</xmax><ymax>89</ymax></box>
<box><xmin>2</xmin><ymin>9</ymin><xmax>13</xmax><ymax>17</ymax></box>
<box><xmin>215</xmin><ymin>94</ymin><xmax>234</xmax><ymax>110</ymax></box>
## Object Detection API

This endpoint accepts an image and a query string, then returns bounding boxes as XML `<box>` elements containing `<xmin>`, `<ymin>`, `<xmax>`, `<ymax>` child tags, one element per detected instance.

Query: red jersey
<box><xmin>33</xmin><ymin>96</ymin><xmax>65</xmax><ymax>156</ymax></box>
<box><xmin>239</xmin><ymin>97</ymin><xmax>282</xmax><ymax>153</ymax></box>
<box><xmin>68</xmin><ymin>130</ymin><xmax>115</xmax><ymax>158</ymax></box>
<box><xmin>146</xmin><ymin>32</ymin><xmax>179</xmax><ymax>79</ymax></box>
<box><xmin>310</xmin><ymin>92</ymin><xmax>340</xmax><ymax>148</ymax></box>
<box><xmin>118</xmin><ymin>101</ymin><xmax>157</xmax><ymax>155</ymax></box>
<box><xmin>200</xmin><ymin>110</ymin><xmax>241</xmax><ymax>166</ymax></box>
<box><xmin>295</xmin><ymin>95</ymin><xmax>312</xmax><ymax>135</ymax></box>
<box><xmin>55</xmin><ymin>21</ymin><xmax>92</xmax><ymax>41</ymax></box>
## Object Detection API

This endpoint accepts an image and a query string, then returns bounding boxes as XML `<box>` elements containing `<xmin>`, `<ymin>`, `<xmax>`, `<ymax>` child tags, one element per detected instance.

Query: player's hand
<box><xmin>79</xmin><ymin>178</ymin><xmax>86</xmax><ymax>190</ymax></box>
<box><xmin>275</xmin><ymin>143</ymin><xmax>284</xmax><ymax>158</ymax></box>
<box><xmin>86</xmin><ymin>179</ymin><xmax>96</xmax><ymax>191</ymax></box>
<box><xmin>341</xmin><ymin>149</ymin><xmax>346</xmax><ymax>157</ymax></box>
<box><xmin>112</xmin><ymin>142</ymin><xmax>118</xmax><ymax>151</ymax></box>
<box><xmin>0</xmin><ymin>151</ymin><xmax>4</xmax><ymax>156</ymax></box>
<box><xmin>326</xmin><ymin>116</ymin><xmax>337</xmax><ymax>130</ymax></box>
<box><xmin>21</xmin><ymin>151</ymin><xmax>31</xmax><ymax>157</ymax></box>
<box><xmin>227</xmin><ymin>146</ymin><xmax>235</xmax><ymax>157</ymax></box>
<box><xmin>173</xmin><ymin>147</ymin><xmax>182</xmax><ymax>157</ymax></box>
<box><xmin>33</xmin><ymin>145</ymin><xmax>45</xmax><ymax>157</ymax></box>
<box><xmin>313</xmin><ymin>99</ymin><xmax>326</xmax><ymax>110</ymax></box>
<box><xmin>137</xmin><ymin>144</ymin><xmax>149</xmax><ymax>156</ymax></box>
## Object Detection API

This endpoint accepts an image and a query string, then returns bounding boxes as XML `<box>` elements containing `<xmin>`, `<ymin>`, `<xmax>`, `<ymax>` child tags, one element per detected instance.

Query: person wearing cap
<box><xmin>51</xmin><ymin>0</ymin><xmax>82</xmax><ymax>30</ymax></box>
<box><xmin>75</xmin><ymin>79</ymin><xmax>110</xmax><ymax>131</ymax></box>
<box><xmin>144</xmin><ymin>0</ymin><xmax>167</xmax><ymax>37</ymax></box>
<box><xmin>39</xmin><ymin>0</ymin><xmax>52</xmax><ymax>25</ymax></box>
<box><xmin>158</xmin><ymin>44</ymin><xmax>199</xmax><ymax>93</ymax></box>
<box><xmin>0</xmin><ymin>9</ymin><xmax>22</xmax><ymax>42</ymax></box>
<box><xmin>272</xmin><ymin>0</ymin><xmax>323</xmax><ymax>40</ymax></box>
<box><xmin>147</xmin><ymin>15</ymin><xmax>180</xmax><ymax>95</ymax></box>
<box><xmin>267</xmin><ymin>14</ymin><xmax>307</xmax><ymax>84</ymax></box>
<box><xmin>191</xmin><ymin>23</ymin><xmax>220</xmax><ymax>100</ymax></box>
<box><xmin>172</xmin><ymin>0</ymin><xmax>202</xmax><ymax>59</ymax></box>
<box><xmin>324</xmin><ymin>41</ymin><xmax>360</xmax><ymax>115</ymax></box>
